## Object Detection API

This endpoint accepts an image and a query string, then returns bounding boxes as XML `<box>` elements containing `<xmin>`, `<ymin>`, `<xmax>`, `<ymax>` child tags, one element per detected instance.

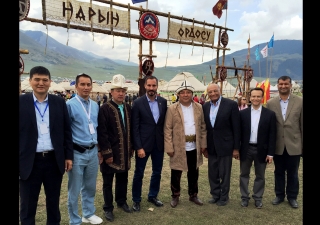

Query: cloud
<box><xmin>20</xmin><ymin>0</ymin><xmax>302</xmax><ymax>66</ymax></box>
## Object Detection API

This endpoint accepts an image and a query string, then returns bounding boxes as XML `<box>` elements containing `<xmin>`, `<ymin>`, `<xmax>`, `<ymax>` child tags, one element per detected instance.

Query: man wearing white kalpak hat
<box><xmin>97</xmin><ymin>74</ymin><xmax>133</xmax><ymax>222</ymax></box>
<box><xmin>164</xmin><ymin>80</ymin><xmax>207</xmax><ymax>208</ymax></box>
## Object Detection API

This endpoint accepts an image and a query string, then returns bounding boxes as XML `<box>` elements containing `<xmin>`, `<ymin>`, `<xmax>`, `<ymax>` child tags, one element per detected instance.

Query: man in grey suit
<box><xmin>266</xmin><ymin>75</ymin><xmax>303</xmax><ymax>208</ymax></box>
<box><xmin>238</xmin><ymin>87</ymin><xmax>276</xmax><ymax>209</ymax></box>
<box><xmin>202</xmin><ymin>83</ymin><xmax>241</xmax><ymax>206</ymax></box>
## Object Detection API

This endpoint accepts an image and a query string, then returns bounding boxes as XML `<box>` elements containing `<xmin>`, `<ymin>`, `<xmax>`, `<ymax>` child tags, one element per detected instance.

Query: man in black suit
<box><xmin>131</xmin><ymin>76</ymin><xmax>167</xmax><ymax>212</ymax></box>
<box><xmin>19</xmin><ymin>66</ymin><xmax>73</xmax><ymax>225</ymax></box>
<box><xmin>238</xmin><ymin>87</ymin><xmax>276</xmax><ymax>208</ymax></box>
<box><xmin>202</xmin><ymin>83</ymin><xmax>241</xmax><ymax>206</ymax></box>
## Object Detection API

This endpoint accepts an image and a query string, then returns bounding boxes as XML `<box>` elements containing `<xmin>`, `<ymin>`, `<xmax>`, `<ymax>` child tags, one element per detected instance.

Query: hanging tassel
<box><xmin>165</xmin><ymin>42</ymin><xmax>169</xmax><ymax>68</ymax></box>
<box><xmin>45</xmin><ymin>25</ymin><xmax>48</xmax><ymax>55</ymax></box>
<box><xmin>128</xmin><ymin>38</ymin><xmax>131</xmax><ymax>62</ymax></box>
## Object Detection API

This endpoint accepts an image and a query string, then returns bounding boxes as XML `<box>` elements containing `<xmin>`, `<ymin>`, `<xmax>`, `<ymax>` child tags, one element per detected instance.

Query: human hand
<box><xmin>233</xmin><ymin>149</ymin><xmax>240</xmax><ymax>160</ymax></box>
<box><xmin>137</xmin><ymin>149</ymin><xmax>146</xmax><ymax>158</ymax></box>
<box><xmin>266</xmin><ymin>156</ymin><xmax>273</xmax><ymax>164</ymax></box>
<box><xmin>105</xmin><ymin>157</ymin><xmax>113</xmax><ymax>164</ymax></box>
<box><xmin>65</xmin><ymin>159</ymin><xmax>73</xmax><ymax>172</ymax></box>
<box><xmin>167</xmin><ymin>152</ymin><xmax>174</xmax><ymax>157</ymax></box>
<box><xmin>98</xmin><ymin>151</ymin><xmax>103</xmax><ymax>164</ymax></box>
<box><xmin>201</xmin><ymin>148</ymin><xmax>208</xmax><ymax>158</ymax></box>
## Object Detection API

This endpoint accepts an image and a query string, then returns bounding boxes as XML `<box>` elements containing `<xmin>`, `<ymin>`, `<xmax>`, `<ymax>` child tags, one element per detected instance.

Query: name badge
<box><xmin>89</xmin><ymin>123</ymin><xmax>95</xmax><ymax>134</ymax></box>
<box><xmin>40</xmin><ymin>122</ymin><xmax>49</xmax><ymax>134</ymax></box>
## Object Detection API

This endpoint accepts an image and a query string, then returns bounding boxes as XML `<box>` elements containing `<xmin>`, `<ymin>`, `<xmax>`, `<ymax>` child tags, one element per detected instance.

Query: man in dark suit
<box><xmin>131</xmin><ymin>76</ymin><xmax>167</xmax><ymax>212</ymax></box>
<box><xmin>238</xmin><ymin>87</ymin><xmax>276</xmax><ymax>209</ymax></box>
<box><xmin>266</xmin><ymin>75</ymin><xmax>303</xmax><ymax>208</ymax></box>
<box><xmin>202</xmin><ymin>83</ymin><xmax>241</xmax><ymax>206</ymax></box>
<box><xmin>19</xmin><ymin>66</ymin><xmax>73</xmax><ymax>225</ymax></box>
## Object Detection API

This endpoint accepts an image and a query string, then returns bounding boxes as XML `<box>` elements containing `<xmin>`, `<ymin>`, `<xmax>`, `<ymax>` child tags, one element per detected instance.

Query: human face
<box><xmin>277</xmin><ymin>79</ymin><xmax>292</xmax><ymax>95</ymax></box>
<box><xmin>75</xmin><ymin>76</ymin><xmax>92</xmax><ymax>100</ymax></box>
<box><xmin>145</xmin><ymin>78</ymin><xmax>158</xmax><ymax>99</ymax></box>
<box><xmin>178</xmin><ymin>89</ymin><xmax>193</xmax><ymax>106</ymax></box>
<box><xmin>207</xmin><ymin>83</ymin><xmax>220</xmax><ymax>103</ymax></box>
<box><xmin>250</xmin><ymin>90</ymin><xmax>263</xmax><ymax>109</ymax></box>
<box><xmin>111</xmin><ymin>88</ymin><xmax>126</xmax><ymax>105</ymax></box>
<box><xmin>29</xmin><ymin>74</ymin><xmax>51</xmax><ymax>96</ymax></box>
<box><xmin>241</xmin><ymin>98</ymin><xmax>247</xmax><ymax>104</ymax></box>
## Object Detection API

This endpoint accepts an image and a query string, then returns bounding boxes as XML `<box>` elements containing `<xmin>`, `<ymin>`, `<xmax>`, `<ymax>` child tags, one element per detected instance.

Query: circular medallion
<box><xmin>19</xmin><ymin>55</ymin><xmax>24</xmax><ymax>75</ymax></box>
<box><xmin>19</xmin><ymin>0</ymin><xmax>30</xmax><ymax>21</ymax></box>
<box><xmin>218</xmin><ymin>66</ymin><xmax>227</xmax><ymax>81</ymax></box>
<box><xmin>141</xmin><ymin>59</ymin><xmax>154</xmax><ymax>76</ymax></box>
<box><xmin>220</xmin><ymin>31</ymin><xmax>229</xmax><ymax>47</ymax></box>
<box><xmin>138</xmin><ymin>12</ymin><xmax>160</xmax><ymax>40</ymax></box>
<box><xmin>244</xmin><ymin>69</ymin><xmax>253</xmax><ymax>82</ymax></box>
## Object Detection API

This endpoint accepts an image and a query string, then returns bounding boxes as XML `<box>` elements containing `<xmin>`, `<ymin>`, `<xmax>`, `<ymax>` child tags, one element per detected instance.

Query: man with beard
<box><xmin>266</xmin><ymin>75</ymin><xmax>303</xmax><ymax>209</ymax></box>
<box><xmin>131</xmin><ymin>76</ymin><xmax>168</xmax><ymax>212</ymax></box>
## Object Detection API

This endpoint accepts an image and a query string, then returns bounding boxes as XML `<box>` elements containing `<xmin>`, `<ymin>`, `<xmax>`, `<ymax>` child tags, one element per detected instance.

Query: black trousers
<box><xmin>171</xmin><ymin>149</ymin><xmax>199</xmax><ymax>197</ymax></box>
<box><xmin>208</xmin><ymin>153</ymin><xmax>233</xmax><ymax>202</ymax></box>
<box><xmin>274</xmin><ymin>148</ymin><xmax>301</xmax><ymax>200</ymax></box>
<box><xmin>102</xmin><ymin>171</ymin><xmax>128</xmax><ymax>212</ymax></box>
<box><xmin>19</xmin><ymin>153</ymin><xmax>63</xmax><ymax>225</ymax></box>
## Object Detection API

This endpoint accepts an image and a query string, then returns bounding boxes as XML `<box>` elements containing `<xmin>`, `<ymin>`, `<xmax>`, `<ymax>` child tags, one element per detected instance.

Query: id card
<box><xmin>89</xmin><ymin>123</ymin><xmax>95</xmax><ymax>134</ymax></box>
<box><xmin>40</xmin><ymin>122</ymin><xmax>49</xmax><ymax>134</ymax></box>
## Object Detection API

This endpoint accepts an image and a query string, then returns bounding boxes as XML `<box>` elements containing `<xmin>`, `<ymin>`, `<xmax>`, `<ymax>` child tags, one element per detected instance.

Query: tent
<box><xmin>58</xmin><ymin>81</ymin><xmax>76</xmax><ymax>91</ymax></box>
<box><xmin>159</xmin><ymin>72</ymin><xmax>206</xmax><ymax>93</ymax></box>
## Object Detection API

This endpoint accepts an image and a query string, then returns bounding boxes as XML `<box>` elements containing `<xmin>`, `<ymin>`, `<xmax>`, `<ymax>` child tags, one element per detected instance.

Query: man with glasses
<box><xmin>66</xmin><ymin>73</ymin><xmax>103</xmax><ymax>225</ymax></box>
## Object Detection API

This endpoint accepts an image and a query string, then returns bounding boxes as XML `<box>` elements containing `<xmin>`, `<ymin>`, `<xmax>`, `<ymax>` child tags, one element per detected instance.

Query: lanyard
<box><xmin>75</xmin><ymin>96</ymin><xmax>91</xmax><ymax>122</ymax></box>
<box><xmin>34</xmin><ymin>101</ymin><xmax>48</xmax><ymax>122</ymax></box>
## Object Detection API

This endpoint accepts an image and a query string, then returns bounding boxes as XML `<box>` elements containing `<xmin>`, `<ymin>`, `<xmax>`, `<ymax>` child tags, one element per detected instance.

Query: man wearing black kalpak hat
<box><xmin>164</xmin><ymin>80</ymin><xmax>207</xmax><ymax>208</ymax></box>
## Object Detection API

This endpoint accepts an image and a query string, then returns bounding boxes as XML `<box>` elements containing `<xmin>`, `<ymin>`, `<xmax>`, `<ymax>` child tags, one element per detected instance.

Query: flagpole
<box><xmin>224</xmin><ymin>6</ymin><xmax>227</xmax><ymax>28</ymax></box>
<box><xmin>266</xmin><ymin>42</ymin><xmax>268</xmax><ymax>79</ymax></box>
<box><xmin>146</xmin><ymin>0</ymin><xmax>148</xmax><ymax>10</ymax></box>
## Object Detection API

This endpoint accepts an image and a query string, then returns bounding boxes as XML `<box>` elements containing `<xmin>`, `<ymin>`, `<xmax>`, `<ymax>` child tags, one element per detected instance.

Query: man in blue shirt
<box><xmin>66</xmin><ymin>73</ymin><xmax>103</xmax><ymax>225</ymax></box>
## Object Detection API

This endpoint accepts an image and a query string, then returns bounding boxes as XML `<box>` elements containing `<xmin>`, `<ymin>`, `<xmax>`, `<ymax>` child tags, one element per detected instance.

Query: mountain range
<box><xmin>19</xmin><ymin>30</ymin><xmax>302</xmax><ymax>84</ymax></box>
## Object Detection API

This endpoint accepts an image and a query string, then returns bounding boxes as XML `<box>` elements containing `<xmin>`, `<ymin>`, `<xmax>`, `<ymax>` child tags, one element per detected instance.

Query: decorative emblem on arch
<box><xmin>244</xmin><ymin>69</ymin><xmax>253</xmax><ymax>82</ymax></box>
<box><xmin>141</xmin><ymin>59</ymin><xmax>154</xmax><ymax>76</ymax></box>
<box><xmin>138</xmin><ymin>12</ymin><xmax>160</xmax><ymax>40</ymax></box>
<box><xmin>217</xmin><ymin>66</ymin><xmax>227</xmax><ymax>81</ymax></box>
<box><xmin>19</xmin><ymin>0</ymin><xmax>30</xmax><ymax>21</ymax></box>
<box><xmin>220</xmin><ymin>31</ymin><xmax>229</xmax><ymax>47</ymax></box>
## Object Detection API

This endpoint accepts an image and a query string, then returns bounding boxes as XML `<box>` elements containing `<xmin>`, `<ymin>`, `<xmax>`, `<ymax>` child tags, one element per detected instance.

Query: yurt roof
<box><xmin>159</xmin><ymin>72</ymin><xmax>205</xmax><ymax>92</ymax></box>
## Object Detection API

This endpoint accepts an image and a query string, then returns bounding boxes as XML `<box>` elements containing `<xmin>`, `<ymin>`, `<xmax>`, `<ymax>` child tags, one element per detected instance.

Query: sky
<box><xmin>19</xmin><ymin>0</ymin><xmax>302</xmax><ymax>67</ymax></box>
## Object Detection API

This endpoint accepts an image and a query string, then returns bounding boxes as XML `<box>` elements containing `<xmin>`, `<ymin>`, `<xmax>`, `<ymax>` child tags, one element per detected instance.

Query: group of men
<box><xmin>19</xmin><ymin>65</ymin><xmax>302</xmax><ymax>225</ymax></box>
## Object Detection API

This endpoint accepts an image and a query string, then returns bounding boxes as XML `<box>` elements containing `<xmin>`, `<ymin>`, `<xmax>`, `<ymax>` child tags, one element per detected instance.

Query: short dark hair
<box><xmin>76</xmin><ymin>73</ymin><xmax>92</xmax><ymax>85</ymax></box>
<box><xmin>29</xmin><ymin>66</ymin><xmax>51</xmax><ymax>79</ymax></box>
<box><xmin>278</xmin><ymin>75</ymin><xmax>292</xmax><ymax>84</ymax></box>
<box><xmin>144</xmin><ymin>75</ymin><xmax>158</xmax><ymax>85</ymax></box>
<box><xmin>249</xmin><ymin>87</ymin><xmax>264</xmax><ymax>97</ymax></box>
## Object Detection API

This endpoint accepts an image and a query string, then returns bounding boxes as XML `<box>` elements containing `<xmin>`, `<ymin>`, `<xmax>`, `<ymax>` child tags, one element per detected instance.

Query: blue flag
<box><xmin>268</xmin><ymin>34</ymin><xmax>274</xmax><ymax>48</ymax></box>
<box><xmin>255</xmin><ymin>46</ymin><xmax>260</xmax><ymax>61</ymax></box>
<box><xmin>132</xmin><ymin>0</ymin><xmax>147</xmax><ymax>4</ymax></box>
<box><xmin>70</xmin><ymin>81</ymin><xmax>75</xmax><ymax>86</ymax></box>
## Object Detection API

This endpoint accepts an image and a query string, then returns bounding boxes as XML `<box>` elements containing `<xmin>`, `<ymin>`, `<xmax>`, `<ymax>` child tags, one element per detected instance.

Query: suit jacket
<box><xmin>131</xmin><ymin>94</ymin><xmax>167</xmax><ymax>152</ymax></box>
<box><xmin>266</xmin><ymin>95</ymin><xmax>303</xmax><ymax>155</ymax></box>
<box><xmin>98</xmin><ymin>101</ymin><xmax>132</xmax><ymax>173</ymax></box>
<box><xmin>19</xmin><ymin>93</ymin><xmax>73</xmax><ymax>180</ymax></box>
<box><xmin>239</xmin><ymin>106</ymin><xmax>277</xmax><ymax>163</ymax></box>
<box><xmin>202</xmin><ymin>97</ymin><xmax>241</xmax><ymax>156</ymax></box>
<box><xmin>164</xmin><ymin>101</ymin><xmax>207</xmax><ymax>171</ymax></box>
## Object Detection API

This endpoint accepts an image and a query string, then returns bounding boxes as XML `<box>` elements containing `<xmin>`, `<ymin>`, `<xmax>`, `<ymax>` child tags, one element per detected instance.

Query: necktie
<box><xmin>118</xmin><ymin>104</ymin><xmax>125</xmax><ymax>127</ymax></box>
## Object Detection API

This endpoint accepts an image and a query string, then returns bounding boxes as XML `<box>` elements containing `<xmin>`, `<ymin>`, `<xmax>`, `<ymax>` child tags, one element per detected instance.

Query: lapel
<box><xmin>274</xmin><ymin>97</ymin><xmax>284</xmax><ymax>123</ymax></box>
<box><xmin>48</xmin><ymin>94</ymin><xmax>56</xmax><ymax>132</ymax></box>
<box><xmin>27</xmin><ymin>93</ymin><xmax>38</xmax><ymax>131</ymax></box>
<box><xmin>142</xmin><ymin>95</ymin><xmax>155</xmax><ymax>123</ymax></box>
<box><xmin>285</xmin><ymin>95</ymin><xmax>295</xmax><ymax>121</ymax></box>
<box><xmin>214</xmin><ymin>97</ymin><xmax>224</xmax><ymax>127</ymax></box>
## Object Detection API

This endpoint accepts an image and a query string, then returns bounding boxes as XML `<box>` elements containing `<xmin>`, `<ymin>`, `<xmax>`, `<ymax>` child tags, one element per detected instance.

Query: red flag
<box><xmin>256</xmin><ymin>79</ymin><xmax>270</xmax><ymax>104</ymax></box>
<box><xmin>212</xmin><ymin>0</ymin><xmax>228</xmax><ymax>19</ymax></box>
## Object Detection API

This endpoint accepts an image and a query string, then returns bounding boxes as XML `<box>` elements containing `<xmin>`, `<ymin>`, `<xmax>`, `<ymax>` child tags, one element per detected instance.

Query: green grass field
<box><xmin>25</xmin><ymin>155</ymin><xmax>303</xmax><ymax>225</ymax></box>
